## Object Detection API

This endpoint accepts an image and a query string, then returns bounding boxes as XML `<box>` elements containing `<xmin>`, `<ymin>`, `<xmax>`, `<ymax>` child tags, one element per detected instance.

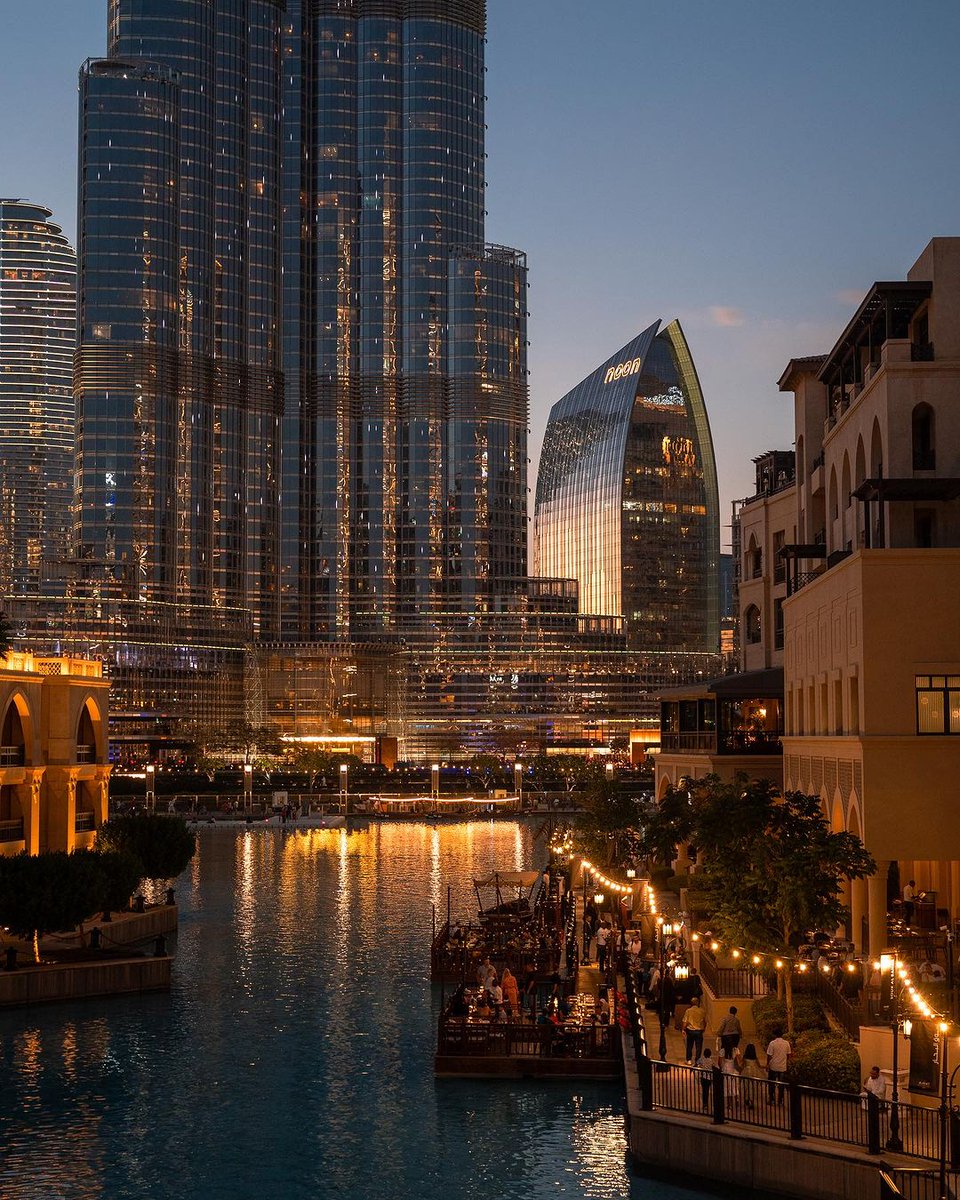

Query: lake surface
<box><xmin>0</xmin><ymin>822</ymin><xmax>758</xmax><ymax>1199</ymax></box>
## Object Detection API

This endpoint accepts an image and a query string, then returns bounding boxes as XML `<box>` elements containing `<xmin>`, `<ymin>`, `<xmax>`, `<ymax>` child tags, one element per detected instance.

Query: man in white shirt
<box><xmin>903</xmin><ymin>880</ymin><xmax>916</xmax><ymax>926</ymax></box>
<box><xmin>596</xmin><ymin>923</ymin><xmax>610</xmax><ymax>973</ymax></box>
<box><xmin>863</xmin><ymin>1065</ymin><xmax>887</xmax><ymax>1107</ymax></box>
<box><xmin>765</xmin><ymin>1030</ymin><xmax>792</xmax><ymax>1105</ymax></box>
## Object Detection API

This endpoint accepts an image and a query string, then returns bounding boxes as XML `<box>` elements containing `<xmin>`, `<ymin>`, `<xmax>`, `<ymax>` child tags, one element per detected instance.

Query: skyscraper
<box><xmin>76</xmin><ymin>0</ymin><xmax>527</xmax><ymax>678</ymax></box>
<box><xmin>535</xmin><ymin>320</ymin><xmax>721</xmax><ymax>654</ymax></box>
<box><xmin>77</xmin><ymin>5</ymin><xmax>284</xmax><ymax>640</ymax></box>
<box><xmin>0</xmin><ymin>200</ymin><xmax>76</xmax><ymax>599</ymax></box>
<box><xmin>281</xmin><ymin>0</ymin><xmax>528</xmax><ymax>639</ymax></box>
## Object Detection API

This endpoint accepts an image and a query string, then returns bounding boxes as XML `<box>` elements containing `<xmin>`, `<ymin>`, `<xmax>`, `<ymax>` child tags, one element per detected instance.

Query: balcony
<box><xmin>0</xmin><ymin>745</ymin><xmax>25</xmax><ymax>767</ymax></box>
<box><xmin>76</xmin><ymin>744</ymin><xmax>96</xmax><ymax>764</ymax></box>
<box><xmin>660</xmin><ymin>731</ymin><xmax>717</xmax><ymax>753</ymax></box>
<box><xmin>75</xmin><ymin>811</ymin><xmax>96</xmax><ymax>833</ymax></box>
<box><xmin>0</xmin><ymin>818</ymin><xmax>24</xmax><ymax>842</ymax></box>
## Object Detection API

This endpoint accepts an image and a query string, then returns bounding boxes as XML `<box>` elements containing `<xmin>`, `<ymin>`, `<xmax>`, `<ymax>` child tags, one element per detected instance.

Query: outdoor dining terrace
<box><xmin>434</xmin><ymin>985</ymin><xmax>621</xmax><ymax>1079</ymax></box>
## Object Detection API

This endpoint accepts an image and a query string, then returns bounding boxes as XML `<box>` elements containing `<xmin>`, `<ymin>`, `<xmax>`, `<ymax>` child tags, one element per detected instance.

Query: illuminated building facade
<box><xmin>535</xmin><ymin>320</ymin><xmax>720</xmax><ymax>654</ymax></box>
<box><xmin>282</xmin><ymin>0</ymin><xmax>527</xmax><ymax>639</ymax></box>
<box><xmin>0</xmin><ymin>201</ymin><xmax>75</xmax><ymax>598</ymax></box>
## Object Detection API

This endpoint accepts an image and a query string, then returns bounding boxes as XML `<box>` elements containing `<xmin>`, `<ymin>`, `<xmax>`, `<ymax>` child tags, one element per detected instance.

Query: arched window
<box><xmin>912</xmin><ymin>403</ymin><xmax>935</xmax><ymax>470</ymax></box>
<box><xmin>745</xmin><ymin>605</ymin><xmax>761</xmax><ymax>644</ymax></box>
<box><xmin>746</xmin><ymin>534</ymin><xmax>762</xmax><ymax>579</ymax></box>
<box><xmin>829</xmin><ymin>466</ymin><xmax>839</xmax><ymax>522</ymax></box>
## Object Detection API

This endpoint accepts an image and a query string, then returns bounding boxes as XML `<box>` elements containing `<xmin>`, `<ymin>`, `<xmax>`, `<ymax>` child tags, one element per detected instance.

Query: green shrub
<box><xmin>752</xmin><ymin>994</ymin><xmax>829</xmax><ymax>1044</ymax></box>
<box><xmin>787</xmin><ymin>1031</ymin><xmax>861</xmax><ymax>1094</ymax></box>
<box><xmin>97</xmin><ymin>813</ymin><xmax>196</xmax><ymax>882</ymax></box>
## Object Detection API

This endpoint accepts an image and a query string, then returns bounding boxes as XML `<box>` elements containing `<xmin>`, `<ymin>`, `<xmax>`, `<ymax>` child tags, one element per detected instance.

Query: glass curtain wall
<box><xmin>0</xmin><ymin>201</ymin><xmax>76</xmax><ymax>598</ymax></box>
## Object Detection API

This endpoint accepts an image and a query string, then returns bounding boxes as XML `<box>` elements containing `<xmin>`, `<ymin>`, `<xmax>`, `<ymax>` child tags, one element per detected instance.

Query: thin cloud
<box><xmin>709</xmin><ymin>305</ymin><xmax>745</xmax><ymax>328</ymax></box>
<box><xmin>835</xmin><ymin>288</ymin><xmax>864</xmax><ymax>306</ymax></box>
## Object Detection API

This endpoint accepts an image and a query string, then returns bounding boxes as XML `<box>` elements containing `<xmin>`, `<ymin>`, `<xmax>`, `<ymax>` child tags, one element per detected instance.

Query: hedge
<box><xmin>787</xmin><ymin>1030</ymin><xmax>861</xmax><ymax>1094</ymax></box>
<box><xmin>752</xmin><ymin>994</ymin><xmax>829</xmax><ymax>1045</ymax></box>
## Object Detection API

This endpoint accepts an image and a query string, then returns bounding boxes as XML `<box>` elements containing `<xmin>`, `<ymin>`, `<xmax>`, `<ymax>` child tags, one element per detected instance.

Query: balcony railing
<box><xmin>76</xmin><ymin>744</ymin><xmax>96</xmax><ymax>764</ymax></box>
<box><xmin>75</xmin><ymin>811</ymin><xmax>96</xmax><ymax>833</ymax></box>
<box><xmin>0</xmin><ymin>818</ymin><xmax>24</xmax><ymax>842</ymax></box>
<box><xmin>660</xmin><ymin>731</ymin><xmax>717</xmax><ymax>753</ymax></box>
<box><xmin>0</xmin><ymin>745</ymin><xmax>25</xmax><ymax>767</ymax></box>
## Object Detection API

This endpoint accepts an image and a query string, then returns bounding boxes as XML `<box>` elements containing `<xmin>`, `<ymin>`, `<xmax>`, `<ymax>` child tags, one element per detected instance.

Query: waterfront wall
<box><xmin>0</xmin><ymin>956</ymin><xmax>172</xmax><ymax>1008</ymax></box>
<box><xmin>91</xmin><ymin>904</ymin><xmax>178</xmax><ymax>946</ymax></box>
<box><xmin>622</xmin><ymin>1030</ymin><xmax>880</xmax><ymax>1200</ymax></box>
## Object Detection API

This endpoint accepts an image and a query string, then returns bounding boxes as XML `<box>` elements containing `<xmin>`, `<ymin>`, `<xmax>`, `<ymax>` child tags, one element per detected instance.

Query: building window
<box><xmin>773</xmin><ymin>599</ymin><xmax>784</xmax><ymax>650</ymax></box>
<box><xmin>912</xmin><ymin>404</ymin><xmax>935</xmax><ymax>470</ymax></box>
<box><xmin>745</xmin><ymin>605</ymin><xmax>761</xmax><ymax>644</ymax></box>
<box><xmin>773</xmin><ymin>531</ymin><xmax>785</xmax><ymax>583</ymax></box>
<box><xmin>916</xmin><ymin>675</ymin><xmax>960</xmax><ymax>734</ymax></box>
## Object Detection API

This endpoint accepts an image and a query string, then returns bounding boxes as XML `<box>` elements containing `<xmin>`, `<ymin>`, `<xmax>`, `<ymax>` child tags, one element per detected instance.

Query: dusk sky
<box><xmin>2</xmin><ymin>1</ymin><xmax>959</xmax><ymax>548</ymax></box>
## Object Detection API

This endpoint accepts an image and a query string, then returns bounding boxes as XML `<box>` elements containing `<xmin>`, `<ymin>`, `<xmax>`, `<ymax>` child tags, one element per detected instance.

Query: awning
<box><xmin>474</xmin><ymin>871</ymin><xmax>541</xmax><ymax>889</ymax></box>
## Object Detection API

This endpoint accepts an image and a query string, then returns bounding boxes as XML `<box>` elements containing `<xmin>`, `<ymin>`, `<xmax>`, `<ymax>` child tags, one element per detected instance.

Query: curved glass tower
<box><xmin>0</xmin><ymin>200</ymin><xmax>76</xmax><ymax>598</ymax></box>
<box><xmin>535</xmin><ymin>320</ymin><xmax>720</xmax><ymax>653</ymax></box>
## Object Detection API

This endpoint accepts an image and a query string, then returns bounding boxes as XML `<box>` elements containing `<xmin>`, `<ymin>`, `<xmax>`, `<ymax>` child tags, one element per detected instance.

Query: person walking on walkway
<box><xmin>596</xmin><ymin>922</ymin><xmax>610</xmax><ymax>973</ymax></box>
<box><xmin>681</xmin><ymin>996</ymin><xmax>707</xmax><ymax>1064</ymax></box>
<box><xmin>717</xmin><ymin>1006</ymin><xmax>742</xmax><ymax>1056</ymax></box>
<box><xmin>696</xmin><ymin>1047</ymin><xmax>714</xmax><ymax>1112</ymax></box>
<box><xmin>739</xmin><ymin>1043</ymin><xmax>765</xmax><ymax>1109</ymax></box>
<box><xmin>765</xmin><ymin>1029</ymin><xmax>792</xmax><ymax>1105</ymax></box>
<box><xmin>903</xmin><ymin>880</ymin><xmax>916</xmax><ymax>927</ymax></box>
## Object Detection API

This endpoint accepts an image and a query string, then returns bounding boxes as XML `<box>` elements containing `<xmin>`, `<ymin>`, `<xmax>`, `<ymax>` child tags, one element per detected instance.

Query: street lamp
<box><xmin>658</xmin><ymin>919</ymin><xmax>678</xmax><ymax>1060</ymax></box>
<box><xmin>514</xmin><ymin>761</ymin><xmax>523</xmax><ymax>808</ymax></box>
<box><xmin>431</xmin><ymin>762</ymin><xmax>440</xmax><ymax>801</ymax></box>
<box><xmin>145</xmin><ymin>764</ymin><xmax>155</xmax><ymax>812</ymax></box>
<box><xmin>243</xmin><ymin>763</ymin><xmax>253</xmax><ymax>812</ymax></box>
<box><xmin>582</xmin><ymin>867</ymin><xmax>590</xmax><ymax>964</ymax></box>
<box><xmin>939</xmin><ymin>1021</ymin><xmax>952</xmax><ymax>1200</ymax></box>
<box><xmin>339</xmin><ymin>763</ymin><xmax>349</xmax><ymax>816</ymax></box>
<box><xmin>880</xmin><ymin>951</ymin><xmax>906</xmax><ymax>1151</ymax></box>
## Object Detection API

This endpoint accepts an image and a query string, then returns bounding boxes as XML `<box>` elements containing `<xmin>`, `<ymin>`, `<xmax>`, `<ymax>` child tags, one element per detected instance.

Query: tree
<box><xmin>96</xmin><ymin>813</ymin><xmax>196</xmax><ymax>883</ymax></box>
<box><xmin>654</xmin><ymin>775</ymin><xmax>875</xmax><ymax>1033</ymax></box>
<box><xmin>0</xmin><ymin>853</ymin><xmax>99</xmax><ymax>961</ymax></box>
<box><xmin>0</xmin><ymin>611</ymin><xmax>11</xmax><ymax>660</ymax></box>
<box><xmin>576</xmin><ymin>777</ymin><xmax>646</xmax><ymax>866</ymax></box>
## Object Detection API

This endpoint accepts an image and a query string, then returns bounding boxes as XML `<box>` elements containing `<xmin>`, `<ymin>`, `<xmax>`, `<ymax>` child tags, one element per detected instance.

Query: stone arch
<box><xmin>744</xmin><ymin>604</ymin><xmax>761</xmax><ymax>644</ymax></box>
<box><xmin>796</xmin><ymin>434</ymin><xmax>805</xmax><ymax>480</ymax></box>
<box><xmin>841</xmin><ymin>452</ymin><xmax>852</xmax><ymax>511</ymax></box>
<box><xmin>870</xmin><ymin>417</ymin><xmax>883</xmax><ymax>477</ymax></box>
<box><xmin>912</xmin><ymin>402</ymin><xmax>935</xmax><ymax>470</ymax></box>
<box><xmin>829</xmin><ymin>464</ymin><xmax>839</xmax><ymax>523</ymax></box>
<box><xmin>830</xmin><ymin>792</ymin><xmax>845</xmax><ymax>834</ymax></box>
<box><xmin>657</xmin><ymin>774</ymin><xmax>671</xmax><ymax>802</ymax></box>
<box><xmin>846</xmin><ymin>793</ymin><xmax>862</xmax><ymax>841</ymax></box>
<box><xmin>1</xmin><ymin>692</ymin><xmax>34</xmax><ymax>767</ymax></box>
<box><xmin>76</xmin><ymin>694</ymin><xmax>107</xmax><ymax>763</ymax></box>
<box><xmin>855</xmin><ymin>436</ymin><xmax>866</xmax><ymax>488</ymax></box>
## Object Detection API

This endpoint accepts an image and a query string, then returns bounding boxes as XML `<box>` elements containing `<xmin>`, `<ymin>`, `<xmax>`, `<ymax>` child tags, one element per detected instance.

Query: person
<box><xmin>719</xmin><ymin>1047</ymin><xmax>741</xmax><ymax>1100</ymax></box>
<box><xmin>488</xmin><ymin>976</ymin><xmax>504</xmax><ymax>1016</ymax></box>
<box><xmin>862</xmin><ymin>1065</ymin><xmax>887</xmax><ymax>1107</ymax></box>
<box><xmin>717</xmin><ymin>1006</ymin><xmax>742</xmax><ymax>1056</ymax></box>
<box><xmin>903</xmin><ymin>880</ymin><xmax>916</xmax><ymax>927</ymax></box>
<box><xmin>477</xmin><ymin>957</ymin><xmax>495</xmax><ymax>990</ymax></box>
<box><xmin>765</xmin><ymin>1028</ymin><xmax>792</xmax><ymax>1105</ymax></box>
<box><xmin>596</xmin><ymin>922</ymin><xmax>610</xmax><ymax>973</ymax></box>
<box><xmin>696</xmin><ymin>1047</ymin><xmax>715</xmax><ymax>1112</ymax></box>
<box><xmin>739</xmin><ymin>1043</ymin><xmax>765</xmax><ymax>1108</ymax></box>
<box><xmin>450</xmin><ymin>986</ymin><xmax>469</xmax><ymax>1018</ymax></box>
<box><xmin>596</xmin><ymin>989</ymin><xmax>611</xmax><ymax>1023</ymax></box>
<box><xmin>501</xmin><ymin>967</ymin><xmax>519</xmax><ymax>1015</ymax></box>
<box><xmin>628</xmin><ymin>932</ymin><xmax>643</xmax><ymax>967</ymax></box>
<box><xmin>681</xmin><ymin>996</ymin><xmax>707</xmax><ymax>1064</ymax></box>
<box><xmin>475</xmin><ymin>994</ymin><xmax>493</xmax><ymax>1020</ymax></box>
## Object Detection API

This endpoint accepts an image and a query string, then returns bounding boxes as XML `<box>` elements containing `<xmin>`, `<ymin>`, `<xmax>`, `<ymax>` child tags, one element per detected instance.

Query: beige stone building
<box><xmin>0</xmin><ymin>652</ymin><xmax>110</xmax><ymax>856</ymax></box>
<box><xmin>656</xmin><ymin>237</ymin><xmax>960</xmax><ymax>955</ymax></box>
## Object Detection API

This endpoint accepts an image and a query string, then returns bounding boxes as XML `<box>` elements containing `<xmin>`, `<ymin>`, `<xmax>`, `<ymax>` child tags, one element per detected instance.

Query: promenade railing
<box><xmin>437</xmin><ymin>1017</ymin><xmax>616</xmax><ymax>1061</ymax></box>
<box><xmin>626</xmin><ymin>967</ymin><xmax>951</xmax><ymax>1165</ymax></box>
<box><xmin>881</xmin><ymin>1167</ymin><xmax>960</xmax><ymax>1199</ymax></box>
<box><xmin>698</xmin><ymin>947</ymin><xmax>771</xmax><ymax>998</ymax></box>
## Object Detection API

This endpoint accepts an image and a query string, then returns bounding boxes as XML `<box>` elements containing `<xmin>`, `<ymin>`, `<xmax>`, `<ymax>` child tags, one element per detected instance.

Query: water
<box><xmin>0</xmin><ymin>822</ymin><xmax>735</xmax><ymax>1199</ymax></box>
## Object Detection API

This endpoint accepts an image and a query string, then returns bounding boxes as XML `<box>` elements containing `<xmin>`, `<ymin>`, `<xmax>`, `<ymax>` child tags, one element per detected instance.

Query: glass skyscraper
<box><xmin>75</xmin><ymin>0</ymin><xmax>526</xmax><ymax>664</ymax></box>
<box><xmin>0</xmin><ymin>200</ymin><xmax>76</xmax><ymax>599</ymax></box>
<box><xmin>281</xmin><ymin>0</ymin><xmax>527</xmax><ymax>639</ymax></box>
<box><xmin>535</xmin><ymin>320</ymin><xmax>721</xmax><ymax>654</ymax></box>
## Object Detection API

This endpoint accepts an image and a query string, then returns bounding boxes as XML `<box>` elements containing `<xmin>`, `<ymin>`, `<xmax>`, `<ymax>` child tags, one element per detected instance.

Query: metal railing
<box><xmin>882</xmin><ymin>1167</ymin><xmax>960</xmax><ymax>1200</ymax></box>
<box><xmin>698</xmin><ymin>948</ymin><xmax>771</xmax><ymax>998</ymax></box>
<box><xmin>0</xmin><ymin>817</ymin><xmax>24</xmax><ymax>842</ymax></box>
<box><xmin>795</xmin><ymin>966</ymin><xmax>864</xmax><ymax>1041</ymax></box>
<box><xmin>437</xmin><ymin>1018</ymin><xmax>615</xmax><ymax>1060</ymax></box>
<box><xmin>660</xmin><ymin>731</ymin><xmax>716</xmax><ymax>753</ymax></box>
<box><xmin>0</xmin><ymin>745</ymin><xmax>25</xmax><ymax>767</ymax></box>
<box><xmin>76</xmin><ymin>744</ymin><xmax>96</xmax><ymax>763</ymax></box>
<box><xmin>75</xmin><ymin>811</ymin><xmax>96</xmax><ymax>833</ymax></box>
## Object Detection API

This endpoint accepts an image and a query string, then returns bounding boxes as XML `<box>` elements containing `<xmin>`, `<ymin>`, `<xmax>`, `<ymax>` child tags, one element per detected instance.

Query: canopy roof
<box><xmin>474</xmin><ymin>870</ymin><xmax>541</xmax><ymax>889</ymax></box>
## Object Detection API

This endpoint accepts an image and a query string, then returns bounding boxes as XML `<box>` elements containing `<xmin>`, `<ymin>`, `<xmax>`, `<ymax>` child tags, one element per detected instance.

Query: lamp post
<box><xmin>882</xmin><ymin>950</ymin><xmax>905</xmax><ymax>1152</ymax></box>
<box><xmin>939</xmin><ymin>1021</ymin><xmax>951</xmax><ymax>1200</ymax></box>
<box><xmin>658</xmin><ymin>919</ymin><xmax>677</xmax><ymax>1060</ymax></box>
<box><xmin>145</xmin><ymin>764</ymin><xmax>155</xmax><ymax>813</ymax></box>
<box><xmin>431</xmin><ymin>763</ymin><xmax>440</xmax><ymax>802</ymax></box>
<box><xmin>514</xmin><ymin>761</ymin><xmax>523</xmax><ymax>809</ymax></box>
<box><xmin>339</xmin><ymin>763</ymin><xmax>349</xmax><ymax>816</ymax></box>
<box><xmin>582</xmin><ymin>867</ymin><xmax>590</xmax><ymax>964</ymax></box>
<box><xmin>242</xmin><ymin>763</ymin><xmax>253</xmax><ymax>812</ymax></box>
